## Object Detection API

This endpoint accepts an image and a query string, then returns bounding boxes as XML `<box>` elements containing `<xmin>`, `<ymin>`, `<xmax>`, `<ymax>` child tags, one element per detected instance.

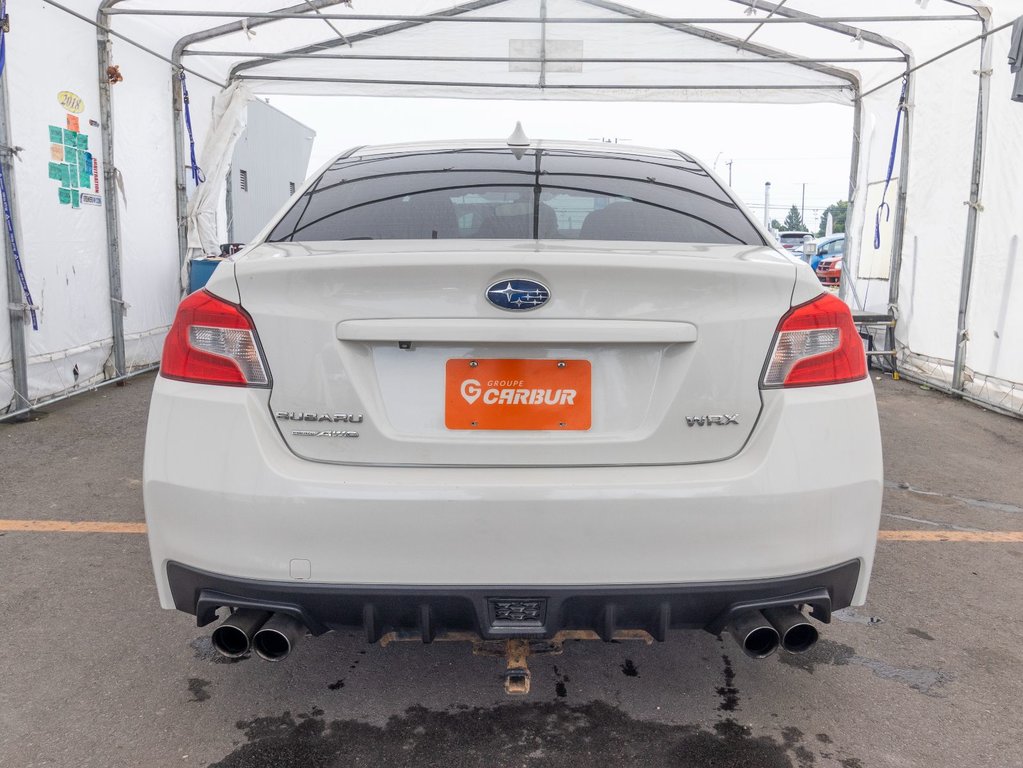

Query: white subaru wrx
<box><xmin>144</xmin><ymin>138</ymin><xmax>882</xmax><ymax>663</ymax></box>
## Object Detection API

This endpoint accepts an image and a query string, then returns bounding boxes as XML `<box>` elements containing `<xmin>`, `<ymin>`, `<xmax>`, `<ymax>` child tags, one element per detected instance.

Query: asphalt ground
<box><xmin>1</xmin><ymin>372</ymin><xmax>1021</xmax><ymax>768</ymax></box>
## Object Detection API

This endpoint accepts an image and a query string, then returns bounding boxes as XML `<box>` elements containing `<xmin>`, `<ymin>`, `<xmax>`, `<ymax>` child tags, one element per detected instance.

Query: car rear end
<box><xmin>144</xmin><ymin>141</ymin><xmax>882</xmax><ymax>661</ymax></box>
<box><xmin>777</xmin><ymin>231</ymin><xmax>810</xmax><ymax>257</ymax></box>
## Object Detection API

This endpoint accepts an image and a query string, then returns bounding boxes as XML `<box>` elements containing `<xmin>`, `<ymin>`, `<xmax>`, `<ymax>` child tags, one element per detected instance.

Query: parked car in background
<box><xmin>809</xmin><ymin>234</ymin><xmax>845</xmax><ymax>272</ymax></box>
<box><xmin>817</xmin><ymin>253</ymin><xmax>843</xmax><ymax>286</ymax></box>
<box><xmin>145</xmin><ymin>138</ymin><xmax>881</xmax><ymax>668</ymax></box>
<box><xmin>777</xmin><ymin>230</ymin><xmax>812</xmax><ymax>256</ymax></box>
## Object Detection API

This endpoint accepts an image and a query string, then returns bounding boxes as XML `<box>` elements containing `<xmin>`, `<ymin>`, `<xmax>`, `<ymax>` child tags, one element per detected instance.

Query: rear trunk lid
<box><xmin>233</xmin><ymin>240</ymin><xmax>795</xmax><ymax>467</ymax></box>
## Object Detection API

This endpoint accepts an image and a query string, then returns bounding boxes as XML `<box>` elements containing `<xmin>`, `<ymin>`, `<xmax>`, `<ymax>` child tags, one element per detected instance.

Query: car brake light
<box><xmin>160</xmin><ymin>290</ymin><xmax>270</xmax><ymax>387</ymax></box>
<box><xmin>761</xmin><ymin>292</ymin><xmax>866</xmax><ymax>388</ymax></box>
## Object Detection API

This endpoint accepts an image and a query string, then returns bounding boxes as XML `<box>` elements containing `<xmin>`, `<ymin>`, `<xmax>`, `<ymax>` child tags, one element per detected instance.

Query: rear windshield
<box><xmin>267</xmin><ymin>148</ymin><xmax>765</xmax><ymax>246</ymax></box>
<box><xmin>779</xmin><ymin>233</ymin><xmax>809</xmax><ymax>245</ymax></box>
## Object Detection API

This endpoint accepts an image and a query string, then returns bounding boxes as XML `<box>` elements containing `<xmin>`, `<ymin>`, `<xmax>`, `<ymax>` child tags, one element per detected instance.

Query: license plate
<box><xmin>445</xmin><ymin>359</ymin><xmax>591</xmax><ymax>430</ymax></box>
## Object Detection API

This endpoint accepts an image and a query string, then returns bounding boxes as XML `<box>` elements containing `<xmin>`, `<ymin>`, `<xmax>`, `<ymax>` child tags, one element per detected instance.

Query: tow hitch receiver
<box><xmin>502</xmin><ymin>639</ymin><xmax>531</xmax><ymax>695</ymax></box>
<box><xmin>379</xmin><ymin>629</ymin><xmax>654</xmax><ymax>695</ymax></box>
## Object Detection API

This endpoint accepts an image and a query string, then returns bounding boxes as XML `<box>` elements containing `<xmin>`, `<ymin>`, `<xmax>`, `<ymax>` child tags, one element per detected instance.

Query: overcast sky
<box><xmin>270</xmin><ymin>96</ymin><xmax>853</xmax><ymax>233</ymax></box>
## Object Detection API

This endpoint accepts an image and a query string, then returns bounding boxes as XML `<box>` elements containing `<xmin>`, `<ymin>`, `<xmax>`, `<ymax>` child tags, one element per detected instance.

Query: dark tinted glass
<box><xmin>267</xmin><ymin>148</ymin><xmax>764</xmax><ymax>246</ymax></box>
<box><xmin>779</xmin><ymin>233</ymin><xmax>810</xmax><ymax>245</ymax></box>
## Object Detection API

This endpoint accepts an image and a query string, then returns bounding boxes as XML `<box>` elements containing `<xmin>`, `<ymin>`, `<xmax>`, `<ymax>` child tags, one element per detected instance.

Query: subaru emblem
<box><xmin>485</xmin><ymin>279</ymin><xmax>550</xmax><ymax>312</ymax></box>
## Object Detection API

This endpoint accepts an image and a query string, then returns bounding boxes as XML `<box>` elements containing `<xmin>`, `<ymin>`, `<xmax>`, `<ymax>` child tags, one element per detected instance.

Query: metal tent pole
<box><xmin>185</xmin><ymin>51</ymin><xmax>907</xmax><ymax>64</ymax></box>
<box><xmin>838</xmin><ymin>96</ymin><xmax>861</xmax><ymax>304</ymax></box>
<box><xmin>104</xmin><ymin>9</ymin><xmax>981</xmax><ymax>23</ymax></box>
<box><xmin>539</xmin><ymin>0</ymin><xmax>548</xmax><ymax>89</ymax></box>
<box><xmin>97</xmin><ymin>0</ymin><xmax>126</xmax><ymax>378</ymax></box>
<box><xmin>884</xmin><ymin>71</ymin><xmax>913</xmax><ymax>359</ymax></box>
<box><xmin>170</xmin><ymin>0</ymin><xmax>344</xmax><ymax>270</ymax></box>
<box><xmin>232</xmin><ymin>76</ymin><xmax>852</xmax><ymax>90</ymax></box>
<box><xmin>171</xmin><ymin>71</ymin><xmax>188</xmax><ymax>273</ymax></box>
<box><xmin>0</xmin><ymin>55</ymin><xmax>30</xmax><ymax>415</ymax></box>
<box><xmin>952</xmin><ymin>17</ymin><xmax>992</xmax><ymax>392</ymax></box>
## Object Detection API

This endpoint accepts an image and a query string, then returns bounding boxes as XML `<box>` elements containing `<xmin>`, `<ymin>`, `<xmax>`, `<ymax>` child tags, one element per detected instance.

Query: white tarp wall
<box><xmin>2</xmin><ymin>2</ymin><xmax>112</xmax><ymax>405</ymax></box>
<box><xmin>964</xmin><ymin>26</ymin><xmax>1023</xmax><ymax>407</ymax></box>
<box><xmin>843</xmin><ymin>5</ymin><xmax>1023</xmax><ymax>413</ymax></box>
<box><xmin>2</xmin><ymin>0</ymin><xmax>1022</xmax><ymax>416</ymax></box>
<box><xmin>0</xmin><ymin>0</ymin><xmax>224</xmax><ymax>411</ymax></box>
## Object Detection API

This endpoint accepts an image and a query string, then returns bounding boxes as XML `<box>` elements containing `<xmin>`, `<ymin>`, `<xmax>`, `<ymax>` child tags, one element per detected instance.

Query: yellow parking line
<box><xmin>0</xmin><ymin>520</ymin><xmax>1021</xmax><ymax>542</ymax></box>
<box><xmin>0</xmin><ymin>520</ymin><xmax>147</xmax><ymax>534</ymax></box>
<box><xmin>878</xmin><ymin>530</ymin><xmax>1023</xmax><ymax>542</ymax></box>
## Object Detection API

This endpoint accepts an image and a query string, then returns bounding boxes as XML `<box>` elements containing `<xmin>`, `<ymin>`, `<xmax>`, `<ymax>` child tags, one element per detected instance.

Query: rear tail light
<box><xmin>761</xmin><ymin>292</ymin><xmax>866</xmax><ymax>388</ymax></box>
<box><xmin>160</xmin><ymin>290</ymin><xmax>269</xmax><ymax>387</ymax></box>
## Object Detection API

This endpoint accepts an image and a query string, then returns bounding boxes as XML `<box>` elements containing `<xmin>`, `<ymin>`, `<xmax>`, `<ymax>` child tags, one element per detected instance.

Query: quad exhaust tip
<box><xmin>727</xmin><ymin>610</ymin><xmax>780</xmax><ymax>659</ymax></box>
<box><xmin>252</xmin><ymin>613</ymin><xmax>306</xmax><ymax>662</ymax></box>
<box><xmin>211</xmin><ymin>609</ymin><xmax>271</xmax><ymax>658</ymax></box>
<box><xmin>764</xmin><ymin>606</ymin><xmax>820</xmax><ymax>654</ymax></box>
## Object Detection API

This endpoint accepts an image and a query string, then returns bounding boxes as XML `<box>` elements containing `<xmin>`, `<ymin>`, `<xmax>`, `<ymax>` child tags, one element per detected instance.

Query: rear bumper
<box><xmin>168</xmin><ymin>559</ymin><xmax>860</xmax><ymax>641</ymax></box>
<box><xmin>144</xmin><ymin>377</ymin><xmax>883</xmax><ymax>610</ymax></box>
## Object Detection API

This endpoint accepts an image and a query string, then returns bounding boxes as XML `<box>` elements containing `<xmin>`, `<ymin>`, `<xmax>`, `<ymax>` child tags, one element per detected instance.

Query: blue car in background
<box><xmin>809</xmin><ymin>234</ymin><xmax>845</xmax><ymax>272</ymax></box>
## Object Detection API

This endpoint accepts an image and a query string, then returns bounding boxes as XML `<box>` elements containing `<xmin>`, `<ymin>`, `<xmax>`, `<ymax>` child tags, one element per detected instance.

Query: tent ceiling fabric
<box><xmin>93</xmin><ymin>0</ymin><xmax>997</xmax><ymax>102</ymax></box>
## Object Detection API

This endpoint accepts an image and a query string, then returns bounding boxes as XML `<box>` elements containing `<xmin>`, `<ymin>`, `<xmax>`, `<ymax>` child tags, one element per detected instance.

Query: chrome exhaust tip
<box><xmin>210</xmin><ymin>609</ymin><xmax>271</xmax><ymax>658</ymax></box>
<box><xmin>252</xmin><ymin>613</ymin><xmax>305</xmax><ymax>662</ymax></box>
<box><xmin>727</xmin><ymin>611</ymin><xmax>780</xmax><ymax>659</ymax></box>
<box><xmin>763</xmin><ymin>606</ymin><xmax>820</xmax><ymax>654</ymax></box>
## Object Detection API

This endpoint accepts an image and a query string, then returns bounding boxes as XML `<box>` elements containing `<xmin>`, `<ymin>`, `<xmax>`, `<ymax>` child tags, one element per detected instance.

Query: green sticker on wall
<box><xmin>71</xmin><ymin>189</ymin><xmax>81</xmax><ymax>208</ymax></box>
<box><xmin>48</xmin><ymin>162</ymin><xmax>63</xmax><ymax>181</ymax></box>
<box><xmin>79</xmin><ymin>164</ymin><xmax>92</xmax><ymax>187</ymax></box>
<box><xmin>65</xmin><ymin>147</ymin><xmax>79</xmax><ymax>168</ymax></box>
<box><xmin>58</xmin><ymin>188</ymin><xmax>72</xmax><ymax>205</ymax></box>
<box><xmin>49</xmin><ymin>125</ymin><xmax>63</xmax><ymax>143</ymax></box>
<box><xmin>77</xmin><ymin>134</ymin><xmax>89</xmax><ymax>150</ymax></box>
<box><xmin>63</xmin><ymin>128</ymin><xmax>77</xmax><ymax>146</ymax></box>
<box><xmin>61</xmin><ymin>164</ymin><xmax>73</xmax><ymax>188</ymax></box>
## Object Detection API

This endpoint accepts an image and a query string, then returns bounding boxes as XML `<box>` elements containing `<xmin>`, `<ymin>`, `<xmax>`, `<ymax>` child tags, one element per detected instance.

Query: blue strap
<box><xmin>0</xmin><ymin>0</ymin><xmax>38</xmax><ymax>330</ymax></box>
<box><xmin>874</xmin><ymin>77</ymin><xmax>907</xmax><ymax>250</ymax></box>
<box><xmin>179</xmin><ymin>71</ymin><xmax>205</xmax><ymax>185</ymax></box>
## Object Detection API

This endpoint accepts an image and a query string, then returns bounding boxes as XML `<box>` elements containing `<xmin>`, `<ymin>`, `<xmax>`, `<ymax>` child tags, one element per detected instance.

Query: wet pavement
<box><xmin>1</xmin><ymin>373</ymin><xmax>1021</xmax><ymax>767</ymax></box>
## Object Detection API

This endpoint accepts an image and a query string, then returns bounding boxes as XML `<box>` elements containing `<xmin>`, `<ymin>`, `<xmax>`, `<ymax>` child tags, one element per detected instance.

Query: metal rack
<box><xmin>852</xmin><ymin>311</ymin><xmax>898</xmax><ymax>378</ymax></box>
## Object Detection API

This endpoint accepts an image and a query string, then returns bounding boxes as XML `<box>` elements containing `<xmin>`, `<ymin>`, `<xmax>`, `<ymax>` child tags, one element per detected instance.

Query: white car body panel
<box><xmin>145</xmin><ymin>376</ymin><xmax>881</xmax><ymax>606</ymax></box>
<box><xmin>235</xmin><ymin>241</ymin><xmax>796</xmax><ymax>467</ymax></box>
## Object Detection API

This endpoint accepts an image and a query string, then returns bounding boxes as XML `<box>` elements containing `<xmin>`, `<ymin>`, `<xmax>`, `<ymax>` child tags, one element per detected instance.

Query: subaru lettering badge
<box><xmin>486</xmin><ymin>279</ymin><xmax>551</xmax><ymax>312</ymax></box>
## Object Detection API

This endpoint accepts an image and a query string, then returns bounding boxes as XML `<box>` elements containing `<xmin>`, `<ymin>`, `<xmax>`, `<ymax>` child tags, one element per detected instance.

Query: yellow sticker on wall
<box><xmin>57</xmin><ymin>91</ymin><xmax>84</xmax><ymax>114</ymax></box>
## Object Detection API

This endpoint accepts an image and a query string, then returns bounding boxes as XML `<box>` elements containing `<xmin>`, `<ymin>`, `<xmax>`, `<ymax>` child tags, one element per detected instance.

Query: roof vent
<box><xmin>506</xmin><ymin>121</ymin><xmax>530</xmax><ymax>147</ymax></box>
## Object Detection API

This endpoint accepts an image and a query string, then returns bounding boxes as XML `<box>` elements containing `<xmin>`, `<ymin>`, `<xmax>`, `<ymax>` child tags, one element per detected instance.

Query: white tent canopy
<box><xmin>2</xmin><ymin>0</ymin><xmax>1022</xmax><ymax>418</ymax></box>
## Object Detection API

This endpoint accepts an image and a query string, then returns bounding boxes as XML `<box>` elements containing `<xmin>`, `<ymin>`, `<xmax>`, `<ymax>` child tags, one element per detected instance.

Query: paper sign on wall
<box><xmin>47</xmin><ymin>107</ymin><xmax>102</xmax><ymax>208</ymax></box>
<box><xmin>57</xmin><ymin>91</ymin><xmax>84</xmax><ymax>114</ymax></box>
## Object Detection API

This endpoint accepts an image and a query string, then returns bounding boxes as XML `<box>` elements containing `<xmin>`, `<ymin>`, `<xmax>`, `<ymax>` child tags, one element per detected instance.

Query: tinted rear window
<box><xmin>267</xmin><ymin>148</ymin><xmax>765</xmax><ymax>246</ymax></box>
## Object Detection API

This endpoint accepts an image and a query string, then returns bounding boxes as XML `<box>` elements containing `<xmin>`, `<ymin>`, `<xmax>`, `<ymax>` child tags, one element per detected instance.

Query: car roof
<box><xmin>337</xmin><ymin>138</ymin><xmax>696</xmax><ymax>164</ymax></box>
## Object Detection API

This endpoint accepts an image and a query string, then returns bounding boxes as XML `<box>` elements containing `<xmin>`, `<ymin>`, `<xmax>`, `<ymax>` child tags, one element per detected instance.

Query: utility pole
<box><xmin>801</xmin><ymin>183</ymin><xmax>807</xmax><ymax>227</ymax></box>
<box><xmin>726</xmin><ymin>160</ymin><xmax>733</xmax><ymax>186</ymax></box>
<box><xmin>764</xmin><ymin>182</ymin><xmax>772</xmax><ymax>229</ymax></box>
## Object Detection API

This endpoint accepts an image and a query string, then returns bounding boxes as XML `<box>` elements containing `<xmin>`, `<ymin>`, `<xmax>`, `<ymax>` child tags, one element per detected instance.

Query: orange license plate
<box><xmin>445</xmin><ymin>359</ymin><xmax>591</xmax><ymax>430</ymax></box>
